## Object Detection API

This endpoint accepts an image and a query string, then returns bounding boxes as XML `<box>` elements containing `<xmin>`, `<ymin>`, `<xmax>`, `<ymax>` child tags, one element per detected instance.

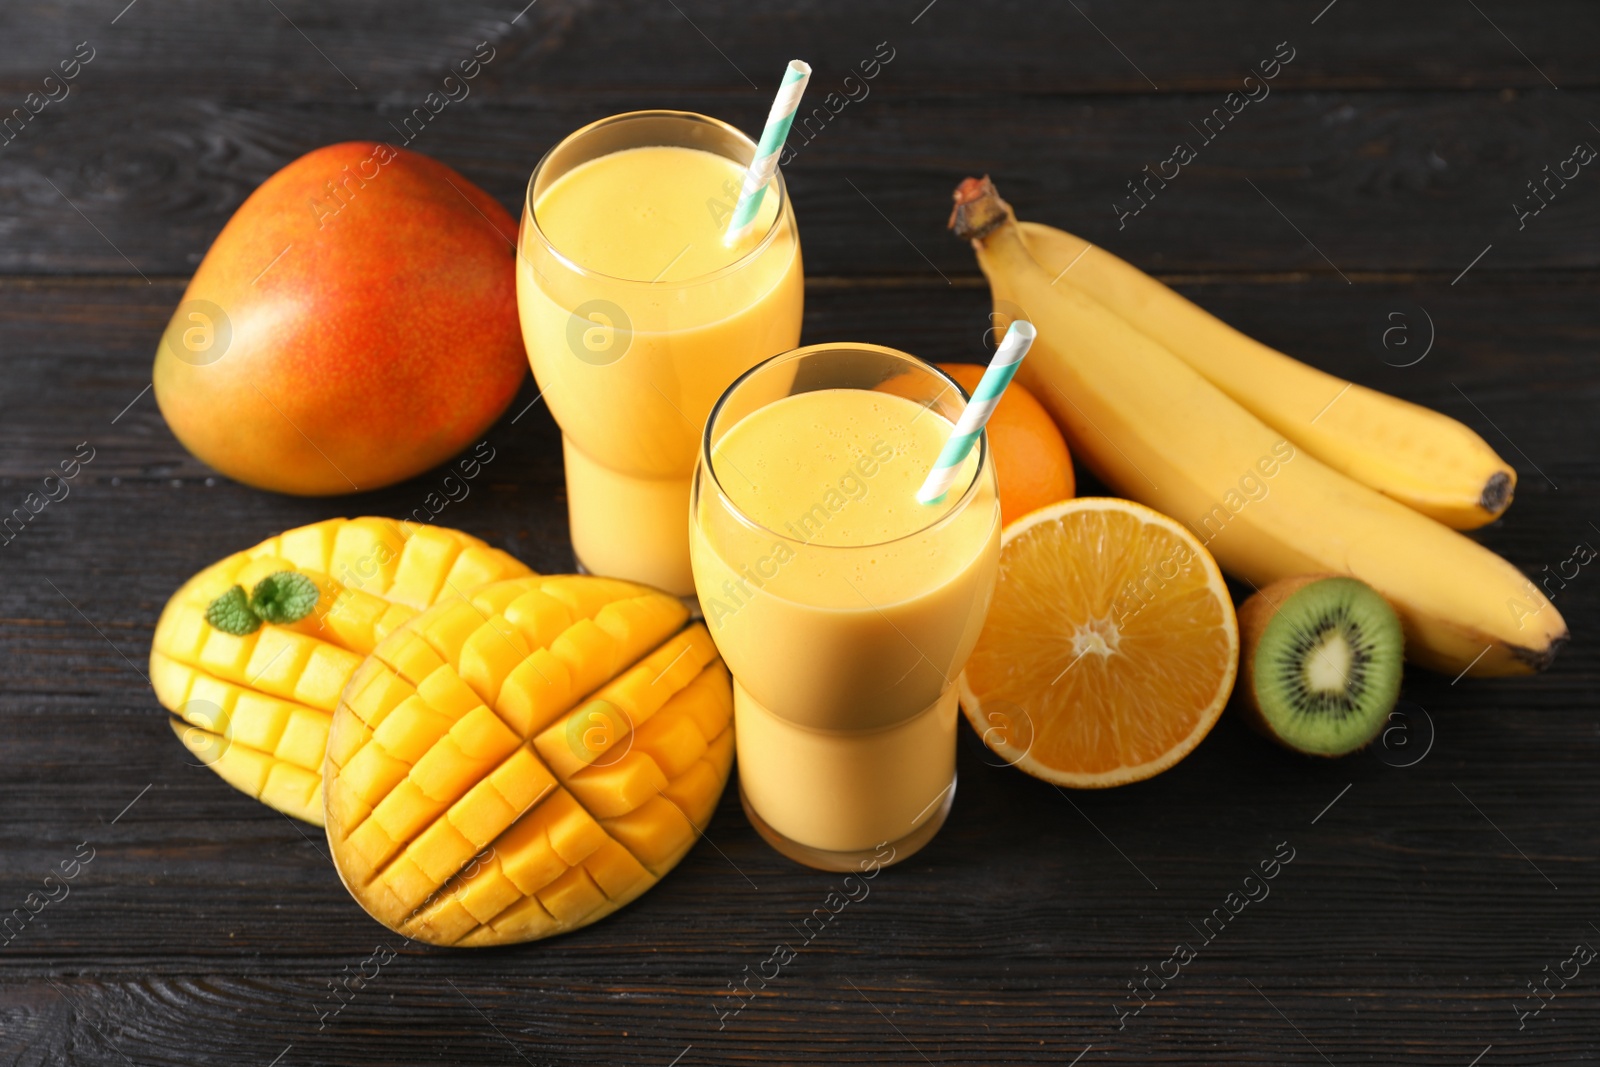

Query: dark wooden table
<box><xmin>3</xmin><ymin>2</ymin><xmax>1598</xmax><ymax>1063</ymax></box>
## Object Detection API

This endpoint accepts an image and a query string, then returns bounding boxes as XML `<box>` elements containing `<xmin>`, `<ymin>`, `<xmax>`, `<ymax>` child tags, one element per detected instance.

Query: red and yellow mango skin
<box><xmin>153</xmin><ymin>142</ymin><xmax>527</xmax><ymax>495</ymax></box>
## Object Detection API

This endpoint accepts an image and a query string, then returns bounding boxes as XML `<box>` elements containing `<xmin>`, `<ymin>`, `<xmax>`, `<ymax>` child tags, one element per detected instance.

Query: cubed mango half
<box><xmin>324</xmin><ymin>575</ymin><xmax>733</xmax><ymax>947</ymax></box>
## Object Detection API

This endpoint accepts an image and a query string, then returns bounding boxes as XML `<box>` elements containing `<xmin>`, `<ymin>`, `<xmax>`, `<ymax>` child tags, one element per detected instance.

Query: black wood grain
<box><xmin>3</xmin><ymin>0</ymin><xmax>1599</xmax><ymax>1063</ymax></box>
<box><xmin>2</xmin><ymin>0</ymin><xmax>1596</xmax><ymax>100</ymax></box>
<box><xmin>3</xmin><ymin>90</ymin><xmax>1598</xmax><ymax>279</ymax></box>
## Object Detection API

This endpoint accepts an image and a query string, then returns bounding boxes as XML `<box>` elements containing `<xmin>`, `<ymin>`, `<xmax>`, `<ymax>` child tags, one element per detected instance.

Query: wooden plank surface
<box><xmin>2</xmin><ymin>0</ymin><xmax>1596</xmax><ymax>97</ymax></box>
<box><xmin>5</xmin><ymin>90</ymin><xmax>1600</xmax><ymax>277</ymax></box>
<box><xmin>1</xmin><ymin>1</ymin><xmax>1597</xmax><ymax>1064</ymax></box>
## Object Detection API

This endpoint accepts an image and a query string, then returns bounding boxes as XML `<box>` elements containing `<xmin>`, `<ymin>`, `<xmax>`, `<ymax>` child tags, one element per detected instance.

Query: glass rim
<box><xmin>699</xmin><ymin>342</ymin><xmax>992</xmax><ymax>551</ymax></box>
<box><xmin>522</xmin><ymin>109</ymin><xmax>792</xmax><ymax>290</ymax></box>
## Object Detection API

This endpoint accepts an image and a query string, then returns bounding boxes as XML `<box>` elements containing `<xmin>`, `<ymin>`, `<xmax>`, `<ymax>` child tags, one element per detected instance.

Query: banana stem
<box><xmin>948</xmin><ymin>176</ymin><xmax>1014</xmax><ymax>244</ymax></box>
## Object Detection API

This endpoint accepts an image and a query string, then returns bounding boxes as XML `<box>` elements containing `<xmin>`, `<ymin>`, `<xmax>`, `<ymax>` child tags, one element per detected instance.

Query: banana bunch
<box><xmin>1008</xmin><ymin>221</ymin><xmax>1515</xmax><ymax>530</ymax></box>
<box><xmin>950</xmin><ymin>177</ymin><xmax>1565</xmax><ymax>677</ymax></box>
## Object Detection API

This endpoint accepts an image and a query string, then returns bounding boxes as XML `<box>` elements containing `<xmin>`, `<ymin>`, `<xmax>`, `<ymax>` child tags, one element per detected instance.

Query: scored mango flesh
<box><xmin>325</xmin><ymin>575</ymin><xmax>733</xmax><ymax>946</ymax></box>
<box><xmin>150</xmin><ymin>517</ymin><xmax>532</xmax><ymax>824</ymax></box>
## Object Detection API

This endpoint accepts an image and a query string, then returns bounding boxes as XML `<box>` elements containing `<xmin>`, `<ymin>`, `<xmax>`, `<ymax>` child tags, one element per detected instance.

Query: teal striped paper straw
<box><xmin>724</xmin><ymin>59</ymin><xmax>811</xmax><ymax>247</ymax></box>
<box><xmin>917</xmin><ymin>321</ymin><xmax>1039</xmax><ymax>505</ymax></box>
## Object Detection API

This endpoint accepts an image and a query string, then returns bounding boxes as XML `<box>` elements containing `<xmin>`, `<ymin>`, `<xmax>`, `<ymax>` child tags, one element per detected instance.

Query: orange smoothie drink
<box><xmin>691</xmin><ymin>344</ymin><xmax>1001</xmax><ymax>869</ymax></box>
<box><xmin>518</xmin><ymin>111</ymin><xmax>803</xmax><ymax>596</ymax></box>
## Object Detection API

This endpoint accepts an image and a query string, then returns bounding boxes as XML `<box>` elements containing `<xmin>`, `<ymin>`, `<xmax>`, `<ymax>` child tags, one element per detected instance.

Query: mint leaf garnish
<box><xmin>205</xmin><ymin>585</ymin><xmax>260</xmax><ymax>636</ymax></box>
<box><xmin>250</xmin><ymin>571</ymin><xmax>320</xmax><ymax>625</ymax></box>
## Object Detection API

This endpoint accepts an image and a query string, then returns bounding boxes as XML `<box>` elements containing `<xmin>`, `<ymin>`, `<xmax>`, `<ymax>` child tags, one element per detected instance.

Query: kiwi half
<box><xmin>1237</xmin><ymin>575</ymin><xmax>1404</xmax><ymax>757</ymax></box>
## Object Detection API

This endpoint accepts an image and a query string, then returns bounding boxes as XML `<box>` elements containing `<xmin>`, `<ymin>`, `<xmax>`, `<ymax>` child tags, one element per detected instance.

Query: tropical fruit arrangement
<box><xmin>948</xmin><ymin>175</ymin><xmax>1566</xmax><ymax>785</ymax></box>
<box><xmin>144</xmin><ymin>131</ymin><xmax>1566</xmax><ymax>945</ymax></box>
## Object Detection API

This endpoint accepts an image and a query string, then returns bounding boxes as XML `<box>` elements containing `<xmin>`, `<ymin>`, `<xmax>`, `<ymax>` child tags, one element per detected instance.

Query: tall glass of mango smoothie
<box><xmin>690</xmin><ymin>344</ymin><xmax>1002</xmax><ymax>870</ymax></box>
<box><xmin>518</xmin><ymin>112</ymin><xmax>803</xmax><ymax>596</ymax></box>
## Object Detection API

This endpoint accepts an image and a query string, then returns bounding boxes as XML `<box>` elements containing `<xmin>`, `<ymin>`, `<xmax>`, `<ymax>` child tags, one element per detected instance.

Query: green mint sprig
<box><xmin>204</xmin><ymin>585</ymin><xmax>259</xmax><ymax>635</ymax></box>
<box><xmin>250</xmin><ymin>571</ymin><xmax>320</xmax><ymax>624</ymax></box>
<box><xmin>203</xmin><ymin>571</ymin><xmax>320</xmax><ymax>636</ymax></box>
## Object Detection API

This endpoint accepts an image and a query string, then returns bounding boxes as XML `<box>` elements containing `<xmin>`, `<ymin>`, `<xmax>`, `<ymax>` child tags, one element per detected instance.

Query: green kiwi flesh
<box><xmin>1246</xmin><ymin>576</ymin><xmax>1403</xmax><ymax>757</ymax></box>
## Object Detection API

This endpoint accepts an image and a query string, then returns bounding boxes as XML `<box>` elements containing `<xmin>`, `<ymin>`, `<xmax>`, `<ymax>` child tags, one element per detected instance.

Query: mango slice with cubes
<box><xmin>324</xmin><ymin>574</ymin><xmax>733</xmax><ymax>946</ymax></box>
<box><xmin>151</xmin><ymin>518</ymin><xmax>532</xmax><ymax>825</ymax></box>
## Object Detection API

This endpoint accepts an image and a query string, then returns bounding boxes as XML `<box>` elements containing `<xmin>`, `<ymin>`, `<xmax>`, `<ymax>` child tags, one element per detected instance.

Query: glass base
<box><xmin>739</xmin><ymin>774</ymin><xmax>956</xmax><ymax>872</ymax></box>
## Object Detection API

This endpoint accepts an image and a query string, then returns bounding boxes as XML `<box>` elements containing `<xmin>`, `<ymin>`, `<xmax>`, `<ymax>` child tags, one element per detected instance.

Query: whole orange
<box><xmin>938</xmin><ymin>362</ymin><xmax>1074</xmax><ymax>524</ymax></box>
<box><xmin>153</xmin><ymin>142</ymin><xmax>527</xmax><ymax>496</ymax></box>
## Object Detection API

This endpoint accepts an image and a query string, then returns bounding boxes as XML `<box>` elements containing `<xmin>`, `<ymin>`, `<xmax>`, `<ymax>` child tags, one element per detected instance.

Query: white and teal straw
<box><xmin>724</xmin><ymin>59</ymin><xmax>812</xmax><ymax>247</ymax></box>
<box><xmin>916</xmin><ymin>321</ymin><xmax>1039</xmax><ymax>505</ymax></box>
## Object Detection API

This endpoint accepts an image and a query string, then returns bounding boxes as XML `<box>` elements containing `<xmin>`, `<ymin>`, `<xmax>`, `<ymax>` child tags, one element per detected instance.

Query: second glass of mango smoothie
<box><xmin>691</xmin><ymin>344</ymin><xmax>1002</xmax><ymax>870</ymax></box>
<box><xmin>518</xmin><ymin>111</ymin><xmax>803</xmax><ymax>596</ymax></box>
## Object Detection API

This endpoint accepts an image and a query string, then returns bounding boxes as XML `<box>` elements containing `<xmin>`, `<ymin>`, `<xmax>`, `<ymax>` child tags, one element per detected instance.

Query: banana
<box><xmin>951</xmin><ymin>178</ymin><xmax>1565</xmax><ymax>677</ymax></box>
<box><xmin>1002</xmin><ymin>219</ymin><xmax>1516</xmax><ymax>531</ymax></box>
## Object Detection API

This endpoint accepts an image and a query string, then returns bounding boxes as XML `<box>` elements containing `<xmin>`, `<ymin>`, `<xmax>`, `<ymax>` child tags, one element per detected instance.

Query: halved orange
<box><xmin>958</xmin><ymin>497</ymin><xmax>1238</xmax><ymax>787</ymax></box>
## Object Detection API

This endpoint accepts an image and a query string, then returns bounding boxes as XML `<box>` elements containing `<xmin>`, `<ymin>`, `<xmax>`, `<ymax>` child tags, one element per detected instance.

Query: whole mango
<box><xmin>153</xmin><ymin>142</ymin><xmax>527</xmax><ymax>495</ymax></box>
